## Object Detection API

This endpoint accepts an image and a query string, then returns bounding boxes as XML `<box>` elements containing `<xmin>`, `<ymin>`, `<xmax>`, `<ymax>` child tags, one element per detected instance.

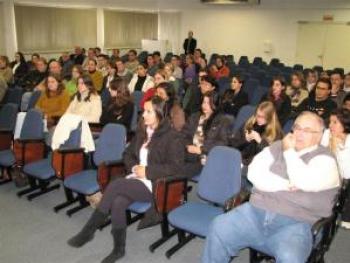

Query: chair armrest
<box><xmin>103</xmin><ymin>160</ymin><xmax>124</xmax><ymax>167</ymax></box>
<box><xmin>16</xmin><ymin>138</ymin><xmax>45</xmax><ymax>144</ymax></box>
<box><xmin>311</xmin><ymin>216</ymin><xmax>333</xmax><ymax>237</ymax></box>
<box><xmin>57</xmin><ymin>147</ymin><xmax>85</xmax><ymax>154</ymax></box>
<box><xmin>154</xmin><ymin>175</ymin><xmax>188</xmax><ymax>214</ymax></box>
<box><xmin>224</xmin><ymin>189</ymin><xmax>251</xmax><ymax>212</ymax></box>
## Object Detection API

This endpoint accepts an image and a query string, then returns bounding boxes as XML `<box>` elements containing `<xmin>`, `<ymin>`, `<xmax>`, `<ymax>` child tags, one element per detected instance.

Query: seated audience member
<box><xmin>163</xmin><ymin>63</ymin><xmax>179</xmax><ymax>94</ymax></box>
<box><xmin>125</xmin><ymin>49</ymin><xmax>140</xmax><ymax>74</ymax></box>
<box><xmin>27</xmin><ymin>53</ymin><xmax>40</xmax><ymax>72</ymax></box>
<box><xmin>82</xmin><ymin>48</ymin><xmax>97</xmax><ymax>70</ymax></box>
<box><xmin>319</xmin><ymin>70</ymin><xmax>330</xmax><ymax>79</ymax></box>
<box><xmin>128</xmin><ymin>63</ymin><xmax>154</xmax><ymax>93</ymax></box>
<box><xmin>321</xmin><ymin>109</ymin><xmax>350</xmax><ymax>228</ymax></box>
<box><xmin>153</xmin><ymin>51</ymin><xmax>164</xmax><ymax>69</ymax></box>
<box><xmin>155</xmin><ymin>82</ymin><xmax>185</xmax><ymax>131</ymax></box>
<box><xmin>102</xmin><ymin>61</ymin><xmax>117</xmax><ymax>91</ymax></box>
<box><xmin>146</xmin><ymin>54</ymin><xmax>158</xmax><ymax>77</ymax></box>
<box><xmin>230</xmin><ymin>101</ymin><xmax>283</xmax><ymax>166</ymax></box>
<box><xmin>11</xmin><ymin>51</ymin><xmax>29</xmax><ymax>84</ymax></box>
<box><xmin>330</xmin><ymin>70</ymin><xmax>346</xmax><ymax>108</ymax></box>
<box><xmin>97</xmin><ymin>54</ymin><xmax>109</xmax><ymax>77</ymax></box>
<box><xmin>87</xmin><ymin>59</ymin><xmax>103</xmax><ymax>92</ymax></box>
<box><xmin>194</xmin><ymin>48</ymin><xmax>206</xmax><ymax>71</ymax></box>
<box><xmin>115</xmin><ymin>59</ymin><xmax>133</xmax><ymax>83</ymax></box>
<box><xmin>184</xmin><ymin>54</ymin><xmax>197</xmax><ymax>87</ymax></box>
<box><xmin>100</xmin><ymin>78</ymin><xmax>134</xmax><ymax>130</ymax></box>
<box><xmin>343</xmin><ymin>72</ymin><xmax>350</xmax><ymax>93</ymax></box>
<box><xmin>0</xmin><ymin>56</ymin><xmax>13</xmax><ymax>84</ymax></box>
<box><xmin>140</xmin><ymin>70</ymin><xmax>166</xmax><ymax>109</ymax></box>
<box><xmin>203</xmin><ymin>111</ymin><xmax>340</xmax><ymax>263</ymax></box>
<box><xmin>170</xmin><ymin>55</ymin><xmax>183</xmax><ymax>79</ymax></box>
<box><xmin>35</xmin><ymin>73</ymin><xmax>70</xmax><ymax>126</ymax></box>
<box><xmin>343</xmin><ymin>93</ymin><xmax>350</xmax><ymax>111</ymax></box>
<box><xmin>186</xmin><ymin>74</ymin><xmax>218</xmax><ymax>117</ymax></box>
<box><xmin>95</xmin><ymin>47</ymin><xmax>102</xmax><ymax>56</ymax></box>
<box><xmin>182</xmin><ymin>91</ymin><xmax>230</xmax><ymax>178</ymax></box>
<box><xmin>262</xmin><ymin>76</ymin><xmax>291</xmax><ymax>125</ymax></box>
<box><xmin>305</xmin><ymin>69</ymin><xmax>318</xmax><ymax>92</ymax></box>
<box><xmin>60</xmin><ymin>52</ymin><xmax>74</xmax><ymax>80</ymax></box>
<box><xmin>307</xmin><ymin>77</ymin><xmax>337</xmax><ymax>124</ymax></box>
<box><xmin>220</xmin><ymin>75</ymin><xmax>248</xmax><ymax>117</ymax></box>
<box><xmin>65</xmin><ymin>65</ymin><xmax>84</xmax><ymax>97</ymax></box>
<box><xmin>209</xmin><ymin>56</ymin><xmax>230</xmax><ymax>80</ymax></box>
<box><xmin>110</xmin><ymin>48</ymin><xmax>120</xmax><ymax>64</ymax></box>
<box><xmin>0</xmin><ymin>75</ymin><xmax>7</xmax><ymax>103</ymax></box>
<box><xmin>65</xmin><ymin>74</ymin><xmax>102</xmax><ymax>123</ymax></box>
<box><xmin>48</xmin><ymin>60</ymin><xmax>63</xmax><ymax>76</ymax></box>
<box><xmin>286</xmin><ymin>72</ymin><xmax>309</xmax><ymax>118</ymax></box>
<box><xmin>68</xmin><ymin>96</ymin><xmax>185</xmax><ymax>262</ymax></box>
<box><xmin>71</xmin><ymin>46</ymin><xmax>85</xmax><ymax>65</ymax></box>
<box><xmin>21</xmin><ymin>57</ymin><xmax>48</xmax><ymax>92</ymax></box>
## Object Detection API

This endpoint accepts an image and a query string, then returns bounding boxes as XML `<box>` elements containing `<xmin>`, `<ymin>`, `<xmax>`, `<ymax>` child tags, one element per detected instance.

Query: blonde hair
<box><xmin>244</xmin><ymin>101</ymin><xmax>283</xmax><ymax>144</ymax></box>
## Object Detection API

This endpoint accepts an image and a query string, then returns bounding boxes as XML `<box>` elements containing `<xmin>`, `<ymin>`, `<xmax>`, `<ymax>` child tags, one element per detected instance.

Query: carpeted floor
<box><xmin>0</xmin><ymin>181</ymin><xmax>349</xmax><ymax>263</ymax></box>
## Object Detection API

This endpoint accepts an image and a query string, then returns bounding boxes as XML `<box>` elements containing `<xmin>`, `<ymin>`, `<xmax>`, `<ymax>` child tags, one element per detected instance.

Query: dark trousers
<box><xmin>98</xmin><ymin>178</ymin><xmax>153</xmax><ymax>228</ymax></box>
<box><xmin>342</xmin><ymin>183</ymin><xmax>350</xmax><ymax>222</ymax></box>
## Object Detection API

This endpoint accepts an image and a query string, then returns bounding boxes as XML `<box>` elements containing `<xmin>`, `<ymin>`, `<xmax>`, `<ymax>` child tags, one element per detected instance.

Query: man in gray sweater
<box><xmin>202</xmin><ymin>111</ymin><xmax>340</xmax><ymax>263</ymax></box>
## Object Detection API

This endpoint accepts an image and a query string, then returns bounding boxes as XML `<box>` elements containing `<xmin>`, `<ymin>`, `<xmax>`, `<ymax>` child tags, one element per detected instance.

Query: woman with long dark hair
<box><xmin>182</xmin><ymin>91</ymin><xmax>230</xmax><ymax>178</ymax></box>
<box><xmin>67</xmin><ymin>96</ymin><xmax>185</xmax><ymax>263</ymax></box>
<box><xmin>65</xmin><ymin>74</ymin><xmax>102</xmax><ymax>123</ymax></box>
<box><xmin>155</xmin><ymin>82</ymin><xmax>185</xmax><ymax>131</ymax></box>
<box><xmin>11</xmin><ymin>51</ymin><xmax>29</xmax><ymax>84</ymax></box>
<box><xmin>262</xmin><ymin>76</ymin><xmax>292</xmax><ymax>125</ymax></box>
<box><xmin>100</xmin><ymin>78</ymin><xmax>134</xmax><ymax>130</ymax></box>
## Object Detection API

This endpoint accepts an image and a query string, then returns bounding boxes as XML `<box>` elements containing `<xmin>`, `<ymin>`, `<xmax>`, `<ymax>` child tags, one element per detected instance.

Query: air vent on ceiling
<box><xmin>201</xmin><ymin>0</ymin><xmax>260</xmax><ymax>4</ymax></box>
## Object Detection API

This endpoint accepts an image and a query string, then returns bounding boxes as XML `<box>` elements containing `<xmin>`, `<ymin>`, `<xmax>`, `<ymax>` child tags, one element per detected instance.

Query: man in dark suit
<box><xmin>183</xmin><ymin>31</ymin><xmax>197</xmax><ymax>55</ymax></box>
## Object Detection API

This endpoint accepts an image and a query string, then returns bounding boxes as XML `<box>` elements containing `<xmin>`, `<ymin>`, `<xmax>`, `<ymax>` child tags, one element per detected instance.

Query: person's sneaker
<box><xmin>340</xmin><ymin>221</ymin><xmax>350</xmax><ymax>229</ymax></box>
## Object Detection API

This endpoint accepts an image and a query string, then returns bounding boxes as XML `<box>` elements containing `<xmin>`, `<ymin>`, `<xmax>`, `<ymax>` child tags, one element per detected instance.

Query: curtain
<box><xmin>15</xmin><ymin>5</ymin><xmax>97</xmax><ymax>52</ymax></box>
<box><xmin>104</xmin><ymin>10</ymin><xmax>158</xmax><ymax>49</ymax></box>
<box><xmin>159</xmin><ymin>12</ymin><xmax>181</xmax><ymax>54</ymax></box>
<box><xmin>0</xmin><ymin>2</ymin><xmax>5</xmax><ymax>54</ymax></box>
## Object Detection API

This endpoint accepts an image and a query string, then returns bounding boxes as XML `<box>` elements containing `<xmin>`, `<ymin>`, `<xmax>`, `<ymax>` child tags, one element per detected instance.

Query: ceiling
<box><xmin>15</xmin><ymin>0</ymin><xmax>350</xmax><ymax>11</ymax></box>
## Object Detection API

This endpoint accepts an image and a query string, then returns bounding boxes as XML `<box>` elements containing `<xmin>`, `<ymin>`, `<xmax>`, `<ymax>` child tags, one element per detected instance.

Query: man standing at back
<box><xmin>183</xmin><ymin>31</ymin><xmax>197</xmax><ymax>55</ymax></box>
<box><xmin>202</xmin><ymin>111</ymin><xmax>340</xmax><ymax>263</ymax></box>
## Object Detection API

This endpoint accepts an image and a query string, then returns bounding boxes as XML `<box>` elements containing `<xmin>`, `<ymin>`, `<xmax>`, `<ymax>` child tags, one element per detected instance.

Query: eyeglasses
<box><xmin>316</xmin><ymin>86</ymin><xmax>329</xmax><ymax>91</ymax></box>
<box><xmin>292</xmin><ymin>124</ymin><xmax>323</xmax><ymax>134</ymax></box>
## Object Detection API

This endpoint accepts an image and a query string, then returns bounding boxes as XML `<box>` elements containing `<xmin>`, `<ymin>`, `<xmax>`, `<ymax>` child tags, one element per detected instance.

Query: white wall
<box><xmin>180</xmin><ymin>8</ymin><xmax>350</xmax><ymax>66</ymax></box>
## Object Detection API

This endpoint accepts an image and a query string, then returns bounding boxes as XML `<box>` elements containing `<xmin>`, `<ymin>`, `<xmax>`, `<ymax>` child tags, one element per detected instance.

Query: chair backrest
<box><xmin>5</xmin><ymin>87</ymin><xmax>23</xmax><ymax>105</ymax></box>
<box><xmin>0</xmin><ymin>103</ymin><xmax>18</xmax><ymax>131</ymax></box>
<box><xmin>100</xmin><ymin>88</ymin><xmax>111</xmax><ymax>108</ymax></box>
<box><xmin>249</xmin><ymin>86</ymin><xmax>267</xmax><ymax>106</ymax></box>
<box><xmin>60</xmin><ymin>122</ymin><xmax>82</xmax><ymax>148</ymax></box>
<box><xmin>27</xmin><ymin>90</ymin><xmax>42</xmax><ymax>110</ymax></box>
<box><xmin>20</xmin><ymin>109</ymin><xmax>44</xmax><ymax>140</ymax></box>
<box><xmin>130</xmin><ymin>105</ymin><xmax>138</xmax><ymax>133</ymax></box>
<box><xmin>232</xmin><ymin>105</ymin><xmax>256</xmax><ymax>134</ymax></box>
<box><xmin>132</xmin><ymin>91</ymin><xmax>144</xmax><ymax>112</ymax></box>
<box><xmin>93</xmin><ymin>123</ymin><xmax>126</xmax><ymax>166</ymax></box>
<box><xmin>198</xmin><ymin>146</ymin><xmax>241</xmax><ymax>206</ymax></box>
<box><xmin>283</xmin><ymin>119</ymin><xmax>294</xmax><ymax>134</ymax></box>
<box><xmin>217</xmin><ymin>77</ymin><xmax>231</xmax><ymax>95</ymax></box>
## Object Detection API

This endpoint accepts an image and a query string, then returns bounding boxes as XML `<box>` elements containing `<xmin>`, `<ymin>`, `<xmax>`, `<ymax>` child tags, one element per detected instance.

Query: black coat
<box><xmin>220</xmin><ymin>89</ymin><xmax>249</xmax><ymax>117</ymax></box>
<box><xmin>182</xmin><ymin>111</ymin><xmax>230</xmax><ymax>155</ymax></box>
<box><xmin>123</xmin><ymin>120</ymin><xmax>185</xmax><ymax>182</ymax></box>
<box><xmin>261</xmin><ymin>95</ymin><xmax>292</xmax><ymax>126</ymax></box>
<box><xmin>183</xmin><ymin>38</ymin><xmax>197</xmax><ymax>54</ymax></box>
<box><xmin>100</xmin><ymin>100</ymin><xmax>134</xmax><ymax>131</ymax></box>
<box><xmin>306</xmin><ymin>96</ymin><xmax>337</xmax><ymax>125</ymax></box>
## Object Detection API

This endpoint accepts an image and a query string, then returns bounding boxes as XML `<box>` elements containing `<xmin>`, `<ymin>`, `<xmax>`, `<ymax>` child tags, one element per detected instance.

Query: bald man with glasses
<box><xmin>202</xmin><ymin>111</ymin><xmax>340</xmax><ymax>263</ymax></box>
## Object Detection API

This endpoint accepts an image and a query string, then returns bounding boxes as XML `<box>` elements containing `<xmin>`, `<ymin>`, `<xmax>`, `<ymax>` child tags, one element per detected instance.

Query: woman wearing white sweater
<box><xmin>128</xmin><ymin>63</ymin><xmax>154</xmax><ymax>93</ymax></box>
<box><xmin>321</xmin><ymin>108</ymin><xmax>350</xmax><ymax>228</ymax></box>
<box><xmin>66</xmin><ymin>74</ymin><xmax>102</xmax><ymax>123</ymax></box>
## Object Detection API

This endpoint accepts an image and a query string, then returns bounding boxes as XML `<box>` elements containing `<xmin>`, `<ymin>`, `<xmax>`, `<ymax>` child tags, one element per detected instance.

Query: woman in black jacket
<box><xmin>68</xmin><ymin>96</ymin><xmax>185</xmax><ymax>263</ymax></box>
<box><xmin>182</xmin><ymin>91</ymin><xmax>230</xmax><ymax>178</ymax></box>
<box><xmin>261</xmin><ymin>76</ymin><xmax>292</xmax><ymax>125</ymax></box>
<box><xmin>11</xmin><ymin>52</ymin><xmax>29</xmax><ymax>85</ymax></box>
<box><xmin>100</xmin><ymin>78</ymin><xmax>134</xmax><ymax>131</ymax></box>
<box><xmin>220</xmin><ymin>74</ymin><xmax>248</xmax><ymax>117</ymax></box>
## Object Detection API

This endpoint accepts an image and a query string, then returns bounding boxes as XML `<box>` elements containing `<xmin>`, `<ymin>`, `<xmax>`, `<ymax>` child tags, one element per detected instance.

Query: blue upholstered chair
<box><xmin>132</xmin><ymin>91</ymin><xmax>144</xmax><ymax>113</ymax></box>
<box><xmin>17</xmin><ymin>123</ymin><xmax>82</xmax><ymax>200</ymax></box>
<box><xmin>26</xmin><ymin>90</ymin><xmax>42</xmax><ymax>110</ymax></box>
<box><xmin>0</xmin><ymin>103</ymin><xmax>18</xmax><ymax>184</ymax></box>
<box><xmin>164</xmin><ymin>146</ymin><xmax>242</xmax><ymax>258</ymax></box>
<box><xmin>0</xmin><ymin>109</ymin><xmax>44</xmax><ymax>185</ymax></box>
<box><xmin>59</xmin><ymin>124</ymin><xmax>126</xmax><ymax>216</ymax></box>
<box><xmin>283</xmin><ymin>118</ymin><xmax>295</xmax><ymax>134</ymax></box>
<box><xmin>232</xmin><ymin>105</ymin><xmax>256</xmax><ymax>135</ymax></box>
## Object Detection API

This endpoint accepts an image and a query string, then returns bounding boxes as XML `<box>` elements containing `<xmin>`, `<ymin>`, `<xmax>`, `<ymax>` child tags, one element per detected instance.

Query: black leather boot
<box><xmin>67</xmin><ymin>209</ymin><xmax>108</xmax><ymax>248</ymax></box>
<box><xmin>101</xmin><ymin>228</ymin><xmax>126</xmax><ymax>263</ymax></box>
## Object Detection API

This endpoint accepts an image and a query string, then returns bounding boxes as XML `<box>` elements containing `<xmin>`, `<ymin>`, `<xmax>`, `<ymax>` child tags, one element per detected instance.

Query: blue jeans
<box><xmin>202</xmin><ymin>203</ymin><xmax>312</xmax><ymax>263</ymax></box>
